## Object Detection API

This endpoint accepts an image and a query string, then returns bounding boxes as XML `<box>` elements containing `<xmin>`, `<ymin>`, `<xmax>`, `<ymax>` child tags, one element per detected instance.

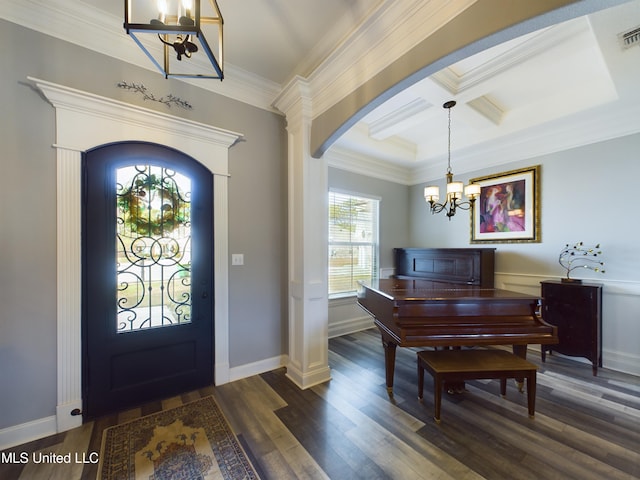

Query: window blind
<box><xmin>328</xmin><ymin>190</ymin><xmax>379</xmax><ymax>297</ymax></box>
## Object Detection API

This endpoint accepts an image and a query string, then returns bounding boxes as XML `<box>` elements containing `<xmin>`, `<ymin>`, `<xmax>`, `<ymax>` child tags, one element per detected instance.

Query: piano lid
<box><xmin>359</xmin><ymin>278</ymin><xmax>540</xmax><ymax>302</ymax></box>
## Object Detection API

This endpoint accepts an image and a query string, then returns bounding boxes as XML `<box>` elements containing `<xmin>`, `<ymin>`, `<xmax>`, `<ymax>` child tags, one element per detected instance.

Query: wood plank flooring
<box><xmin>2</xmin><ymin>328</ymin><xmax>639</xmax><ymax>479</ymax></box>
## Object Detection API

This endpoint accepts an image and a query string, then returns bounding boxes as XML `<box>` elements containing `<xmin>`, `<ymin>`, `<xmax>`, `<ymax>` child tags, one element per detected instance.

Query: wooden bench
<box><xmin>417</xmin><ymin>349</ymin><xmax>537</xmax><ymax>423</ymax></box>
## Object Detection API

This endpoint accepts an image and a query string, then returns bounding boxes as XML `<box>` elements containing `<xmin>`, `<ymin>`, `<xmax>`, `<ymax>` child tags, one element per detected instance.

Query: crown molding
<box><xmin>467</xmin><ymin>96</ymin><xmax>504</xmax><ymax>126</ymax></box>
<box><xmin>430</xmin><ymin>17</ymin><xmax>590</xmax><ymax>98</ymax></box>
<box><xmin>308</xmin><ymin>0</ymin><xmax>476</xmax><ymax>118</ymax></box>
<box><xmin>325</xmin><ymin>146</ymin><xmax>413</xmax><ymax>185</ymax></box>
<box><xmin>368</xmin><ymin>98</ymin><xmax>434</xmax><ymax>140</ymax></box>
<box><xmin>0</xmin><ymin>0</ymin><xmax>281</xmax><ymax>112</ymax></box>
<box><xmin>327</xmin><ymin>93</ymin><xmax>640</xmax><ymax>188</ymax></box>
<box><xmin>410</xmin><ymin>99</ymin><xmax>640</xmax><ymax>185</ymax></box>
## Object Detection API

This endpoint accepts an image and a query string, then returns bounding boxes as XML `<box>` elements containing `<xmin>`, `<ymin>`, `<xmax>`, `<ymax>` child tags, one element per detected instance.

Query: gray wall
<box><xmin>328</xmin><ymin>134</ymin><xmax>640</xmax><ymax>375</ymax></box>
<box><xmin>409</xmin><ymin>133</ymin><xmax>640</xmax><ymax>282</ymax></box>
<box><xmin>0</xmin><ymin>19</ymin><xmax>287</xmax><ymax>429</ymax></box>
<box><xmin>409</xmin><ymin>133</ymin><xmax>640</xmax><ymax>375</ymax></box>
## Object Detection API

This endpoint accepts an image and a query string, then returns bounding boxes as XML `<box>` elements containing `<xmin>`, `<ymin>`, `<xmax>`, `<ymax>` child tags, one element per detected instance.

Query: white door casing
<box><xmin>29</xmin><ymin>77</ymin><xmax>242</xmax><ymax>433</ymax></box>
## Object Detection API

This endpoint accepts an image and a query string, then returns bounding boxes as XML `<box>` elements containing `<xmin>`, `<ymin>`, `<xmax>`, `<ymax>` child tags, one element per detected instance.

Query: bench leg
<box><xmin>527</xmin><ymin>371</ymin><xmax>537</xmax><ymax>417</ymax></box>
<box><xmin>500</xmin><ymin>378</ymin><xmax>507</xmax><ymax>396</ymax></box>
<box><xmin>417</xmin><ymin>361</ymin><xmax>424</xmax><ymax>401</ymax></box>
<box><xmin>434</xmin><ymin>375</ymin><xmax>443</xmax><ymax>423</ymax></box>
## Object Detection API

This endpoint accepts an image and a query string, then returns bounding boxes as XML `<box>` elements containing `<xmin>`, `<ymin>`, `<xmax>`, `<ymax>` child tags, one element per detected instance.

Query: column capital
<box><xmin>273</xmin><ymin>75</ymin><xmax>313</xmax><ymax>123</ymax></box>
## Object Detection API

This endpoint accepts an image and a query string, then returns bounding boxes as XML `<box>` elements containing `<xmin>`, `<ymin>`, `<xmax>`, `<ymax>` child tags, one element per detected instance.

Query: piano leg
<box><xmin>513</xmin><ymin>345</ymin><xmax>527</xmax><ymax>392</ymax></box>
<box><xmin>442</xmin><ymin>347</ymin><xmax>465</xmax><ymax>394</ymax></box>
<box><xmin>381</xmin><ymin>339</ymin><xmax>397</xmax><ymax>396</ymax></box>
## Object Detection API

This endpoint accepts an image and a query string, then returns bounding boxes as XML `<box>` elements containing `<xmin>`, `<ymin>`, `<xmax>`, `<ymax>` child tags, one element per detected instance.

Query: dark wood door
<box><xmin>82</xmin><ymin>142</ymin><xmax>214</xmax><ymax>418</ymax></box>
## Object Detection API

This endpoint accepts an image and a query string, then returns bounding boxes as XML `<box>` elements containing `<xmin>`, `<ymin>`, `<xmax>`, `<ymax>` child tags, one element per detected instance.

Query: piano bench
<box><xmin>417</xmin><ymin>349</ymin><xmax>537</xmax><ymax>423</ymax></box>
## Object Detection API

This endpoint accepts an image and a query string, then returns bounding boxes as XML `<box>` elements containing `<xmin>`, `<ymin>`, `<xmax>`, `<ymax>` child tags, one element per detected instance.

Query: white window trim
<box><xmin>328</xmin><ymin>189</ymin><xmax>380</xmax><ymax>299</ymax></box>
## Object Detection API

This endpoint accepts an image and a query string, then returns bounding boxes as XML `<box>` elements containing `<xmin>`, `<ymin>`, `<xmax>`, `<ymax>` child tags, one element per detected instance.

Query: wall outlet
<box><xmin>231</xmin><ymin>254</ymin><xmax>244</xmax><ymax>266</ymax></box>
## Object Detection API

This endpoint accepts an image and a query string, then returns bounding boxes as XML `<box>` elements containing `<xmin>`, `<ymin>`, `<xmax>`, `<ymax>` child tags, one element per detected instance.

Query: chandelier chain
<box><xmin>446</xmin><ymin>106</ymin><xmax>452</xmax><ymax>174</ymax></box>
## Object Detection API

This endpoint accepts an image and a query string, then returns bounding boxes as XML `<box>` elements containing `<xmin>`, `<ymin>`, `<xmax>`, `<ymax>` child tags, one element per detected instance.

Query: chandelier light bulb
<box><xmin>156</xmin><ymin>0</ymin><xmax>168</xmax><ymax>23</ymax></box>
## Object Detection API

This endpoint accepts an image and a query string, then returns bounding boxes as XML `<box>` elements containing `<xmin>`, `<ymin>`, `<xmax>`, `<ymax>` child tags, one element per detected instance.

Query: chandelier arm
<box><xmin>428</xmin><ymin>201</ymin><xmax>449</xmax><ymax>214</ymax></box>
<box><xmin>454</xmin><ymin>200</ymin><xmax>475</xmax><ymax>211</ymax></box>
<box><xmin>156</xmin><ymin>34</ymin><xmax>173</xmax><ymax>47</ymax></box>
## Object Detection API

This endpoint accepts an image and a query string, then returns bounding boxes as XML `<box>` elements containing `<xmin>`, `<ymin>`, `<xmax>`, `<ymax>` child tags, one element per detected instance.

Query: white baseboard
<box><xmin>602</xmin><ymin>348</ymin><xmax>640</xmax><ymax>377</ymax></box>
<box><xmin>228</xmin><ymin>354</ymin><xmax>288</xmax><ymax>383</ymax></box>
<box><xmin>0</xmin><ymin>357</ymin><xmax>286</xmax><ymax>451</ymax></box>
<box><xmin>328</xmin><ymin>316</ymin><xmax>375</xmax><ymax>339</ymax></box>
<box><xmin>0</xmin><ymin>415</ymin><xmax>57</xmax><ymax>451</ymax></box>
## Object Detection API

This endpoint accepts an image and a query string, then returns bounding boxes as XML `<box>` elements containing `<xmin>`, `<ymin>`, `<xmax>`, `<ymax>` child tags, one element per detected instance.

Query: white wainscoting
<box><xmin>497</xmin><ymin>273</ymin><xmax>640</xmax><ymax>378</ymax></box>
<box><xmin>328</xmin><ymin>296</ymin><xmax>375</xmax><ymax>339</ymax></box>
<box><xmin>327</xmin><ymin>272</ymin><xmax>640</xmax><ymax>378</ymax></box>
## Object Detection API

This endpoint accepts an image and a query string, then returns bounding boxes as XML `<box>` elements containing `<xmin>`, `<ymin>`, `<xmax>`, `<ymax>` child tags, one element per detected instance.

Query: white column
<box><xmin>213</xmin><ymin>173</ymin><xmax>230</xmax><ymax>385</ymax></box>
<box><xmin>56</xmin><ymin>146</ymin><xmax>83</xmax><ymax>432</ymax></box>
<box><xmin>275</xmin><ymin>77</ymin><xmax>331</xmax><ymax>389</ymax></box>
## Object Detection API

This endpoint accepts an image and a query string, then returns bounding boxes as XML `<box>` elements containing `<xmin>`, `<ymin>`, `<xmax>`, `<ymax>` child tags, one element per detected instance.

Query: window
<box><xmin>328</xmin><ymin>190</ymin><xmax>379</xmax><ymax>297</ymax></box>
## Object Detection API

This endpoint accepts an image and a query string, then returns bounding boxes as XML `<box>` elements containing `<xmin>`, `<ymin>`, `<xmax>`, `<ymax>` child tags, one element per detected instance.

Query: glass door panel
<box><xmin>116</xmin><ymin>165</ymin><xmax>192</xmax><ymax>333</ymax></box>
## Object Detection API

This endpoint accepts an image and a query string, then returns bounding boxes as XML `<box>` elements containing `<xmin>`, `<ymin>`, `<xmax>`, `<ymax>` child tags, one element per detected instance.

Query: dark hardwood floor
<box><xmin>2</xmin><ymin>328</ymin><xmax>639</xmax><ymax>479</ymax></box>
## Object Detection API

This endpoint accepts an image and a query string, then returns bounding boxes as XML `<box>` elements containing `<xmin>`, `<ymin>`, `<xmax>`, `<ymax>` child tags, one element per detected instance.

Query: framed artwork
<box><xmin>470</xmin><ymin>165</ymin><xmax>540</xmax><ymax>243</ymax></box>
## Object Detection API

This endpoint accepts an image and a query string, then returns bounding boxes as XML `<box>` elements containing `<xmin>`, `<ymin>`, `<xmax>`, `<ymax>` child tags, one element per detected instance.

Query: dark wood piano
<box><xmin>357</xmin><ymin>248</ymin><xmax>558</xmax><ymax>394</ymax></box>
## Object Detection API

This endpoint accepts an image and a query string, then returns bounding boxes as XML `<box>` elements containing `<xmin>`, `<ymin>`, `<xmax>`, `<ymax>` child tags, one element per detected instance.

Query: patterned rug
<box><xmin>98</xmin><ymin>396</ymin><xmax>259</xmax><ymax>480</ymax></box>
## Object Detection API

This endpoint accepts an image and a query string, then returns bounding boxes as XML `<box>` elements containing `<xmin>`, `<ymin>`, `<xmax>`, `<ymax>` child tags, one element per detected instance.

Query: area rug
<box><xmin>98</xmin><ymin>396</ymin><xmax>259</xmax><ymax>480</ymax></box>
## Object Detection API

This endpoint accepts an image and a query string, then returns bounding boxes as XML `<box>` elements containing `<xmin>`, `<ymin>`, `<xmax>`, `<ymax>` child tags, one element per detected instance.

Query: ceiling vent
<box><xmin>618</xmin><ymin>26</ymin><xmax>640</xmax><ymax>49</ymax></box>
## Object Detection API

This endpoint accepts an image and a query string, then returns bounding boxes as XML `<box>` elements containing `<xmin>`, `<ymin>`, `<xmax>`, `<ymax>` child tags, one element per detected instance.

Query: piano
<box><xmin>357</xmin><ymin>248</ymin><xmax>558</xmax><ymax>394</ymax></box>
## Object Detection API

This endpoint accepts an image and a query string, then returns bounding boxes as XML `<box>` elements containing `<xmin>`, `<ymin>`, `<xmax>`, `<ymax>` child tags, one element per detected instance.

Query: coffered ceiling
<box><xmin>3</xmin><ymin>0</ymin><xmax>639</xmax><ymax>184</ymax></box>
<box><xmin>329</xmin><ymin>0</ymin><xmax>640</xmax><ymax>183</ymax></box>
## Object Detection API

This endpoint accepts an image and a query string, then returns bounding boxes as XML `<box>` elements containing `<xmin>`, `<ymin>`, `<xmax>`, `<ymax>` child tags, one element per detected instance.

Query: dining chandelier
<box><xmin>424</xmin><ymin>101</ymin><xmax>480</xmax><ymax>220</ymax></box>
<box><xmin>124</xmin><ymin>0</ymin><xmax>224</xmax><ymax>80</ymax></box>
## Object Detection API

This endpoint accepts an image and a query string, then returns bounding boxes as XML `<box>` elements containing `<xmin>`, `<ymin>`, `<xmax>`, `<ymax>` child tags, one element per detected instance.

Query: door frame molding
<box><xmin>29</xmin><ymin>77</ymin><xmax>242</xmax><ymax>433</ymax></box>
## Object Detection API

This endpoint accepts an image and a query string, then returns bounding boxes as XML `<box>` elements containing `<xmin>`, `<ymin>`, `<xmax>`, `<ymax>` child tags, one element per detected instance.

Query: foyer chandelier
<box><xmin>424</xmin><ymin>101</ymin><xmax>480</xmax><ymax>220</ymax></box>
<box><xmin>124</xmin><ymin>0</ymin><xmax>224</xmax><ymax>80</ymax></box>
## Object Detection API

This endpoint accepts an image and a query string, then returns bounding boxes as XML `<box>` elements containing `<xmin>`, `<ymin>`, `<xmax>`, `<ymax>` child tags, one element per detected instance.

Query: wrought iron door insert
<box><xmin>116</xmin><ymin>164</ymin><xmax>192</xmax><ymax>333</ymax></box>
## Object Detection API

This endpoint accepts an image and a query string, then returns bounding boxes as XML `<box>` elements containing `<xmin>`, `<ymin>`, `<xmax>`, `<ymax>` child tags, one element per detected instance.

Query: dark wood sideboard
<box><xmin>540</xmin><ymin>280</ymin><xmax>603</xmax><ymax>375</ymax></box>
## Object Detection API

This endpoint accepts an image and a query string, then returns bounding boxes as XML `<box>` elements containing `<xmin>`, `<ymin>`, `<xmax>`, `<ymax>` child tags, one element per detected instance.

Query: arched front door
<box><xmin>82</xmin><ymin>142</ymin><xmax>214</xmax><ymax>418</ymax></box>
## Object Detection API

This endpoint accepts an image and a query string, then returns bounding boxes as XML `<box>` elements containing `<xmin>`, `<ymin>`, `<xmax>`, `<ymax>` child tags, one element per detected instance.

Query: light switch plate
<box><xmin>231</xmin><ymin>254</ymin><xmax>244</xmax><ymax>266</ymax></box>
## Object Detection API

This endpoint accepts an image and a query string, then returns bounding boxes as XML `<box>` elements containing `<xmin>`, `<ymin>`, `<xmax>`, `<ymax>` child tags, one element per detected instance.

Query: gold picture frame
<box><xmin>470</xmin><ymin>165</ymin><xmax>540</xmax><ymax>244</ymax></box>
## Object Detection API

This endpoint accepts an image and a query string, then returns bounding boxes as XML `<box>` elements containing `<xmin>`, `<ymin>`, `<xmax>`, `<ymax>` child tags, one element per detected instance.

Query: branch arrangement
<box><xmin>559</xmin><ymin>242</ymin><xmax>605</xmax><ymax>279</ymax></box>
<box><xmin>117</xmin><ymin>81</ymin><xmax>193</xmax><ymax>110</ymax></box>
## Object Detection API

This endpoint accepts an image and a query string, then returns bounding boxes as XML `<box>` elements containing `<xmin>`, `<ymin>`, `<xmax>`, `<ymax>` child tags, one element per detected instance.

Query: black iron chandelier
<box><xmin>124</xmin><ymin>0</ymin><xmax>224</xmax><ymax>80</ymax></box>
<box><xmin>424</xmin><ymin>101</ymin><xmax>480</xmax><ymax>220</ymax></box>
